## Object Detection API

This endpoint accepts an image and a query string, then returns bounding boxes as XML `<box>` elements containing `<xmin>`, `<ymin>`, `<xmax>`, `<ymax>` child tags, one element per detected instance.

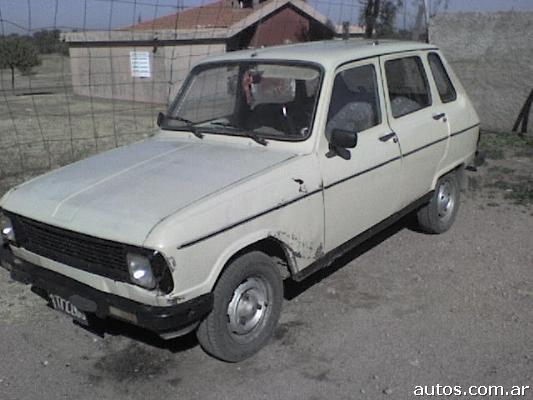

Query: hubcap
<box><xmin>227</xmin><ymin>277</ymin><xmax>269</xmax><ymax>336</ymax></box>
<box><xmin>437</xmin><ymin>180</ymin><xmax>455</xmax><ymax>222</ymax></box>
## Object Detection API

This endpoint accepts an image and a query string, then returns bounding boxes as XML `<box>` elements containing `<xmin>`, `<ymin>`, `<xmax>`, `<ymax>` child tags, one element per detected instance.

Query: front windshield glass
<box><xmin>164</xmin><ymin>62</ymin><xmax>322</xmax><ymax>140</ymax></box>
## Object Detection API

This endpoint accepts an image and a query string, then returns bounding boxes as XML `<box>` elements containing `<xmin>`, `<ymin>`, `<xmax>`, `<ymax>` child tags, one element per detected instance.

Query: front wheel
<box><xmin>196</xmin><ymin>251</ymin><xmax>283</xmax><ymax>362</ymax></box>
<box><xmin>417</xmin><ymin>171</ymin><xmax>460</xmax><ymax>234</ymax></box>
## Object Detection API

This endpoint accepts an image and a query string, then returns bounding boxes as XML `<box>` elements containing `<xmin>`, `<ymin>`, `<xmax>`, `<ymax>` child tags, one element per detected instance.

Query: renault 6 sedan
<box><xmin>0</xmin><ymin>39</ymin><xmax>480</xmax><ymax>362</ymax></box>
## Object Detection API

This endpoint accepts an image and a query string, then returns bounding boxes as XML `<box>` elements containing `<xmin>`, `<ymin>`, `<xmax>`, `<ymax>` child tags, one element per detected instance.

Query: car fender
<box><xmin>205</xmin><ymin>229</ymin><xmax>296</xmax><ymax>291</ymax></box>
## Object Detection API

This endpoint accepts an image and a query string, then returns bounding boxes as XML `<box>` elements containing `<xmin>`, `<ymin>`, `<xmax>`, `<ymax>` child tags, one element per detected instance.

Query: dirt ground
<box><xmin>0</xmin><ymin>133</ymin><xmax>531</xmax><ymax>400</ymax></box>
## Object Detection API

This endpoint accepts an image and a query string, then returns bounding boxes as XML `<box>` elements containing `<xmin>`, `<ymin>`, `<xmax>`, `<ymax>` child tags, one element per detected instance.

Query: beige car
<box><xmin>0</xmin><ymin>39</ymin><xmax>480</xmax><ymax>362</ymax></box>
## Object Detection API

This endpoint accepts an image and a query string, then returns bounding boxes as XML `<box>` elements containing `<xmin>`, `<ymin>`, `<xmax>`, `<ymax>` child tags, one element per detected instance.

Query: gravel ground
<box><xmin>0</xmin><ymin>135</ymin><xmax>532</xmax><ymax>400</ymax></box>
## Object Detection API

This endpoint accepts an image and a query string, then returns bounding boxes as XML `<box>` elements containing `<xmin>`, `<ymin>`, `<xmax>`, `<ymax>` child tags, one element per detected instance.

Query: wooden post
<box><xmin>513</xmin><ymin>89</ymin><xmax>533</xmax><ymax>134</ymax></box>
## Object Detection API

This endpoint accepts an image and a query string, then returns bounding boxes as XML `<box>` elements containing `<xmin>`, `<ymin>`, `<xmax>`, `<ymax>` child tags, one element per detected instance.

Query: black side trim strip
<box><xmin>403</xmin><ymin>135</ymin><xmax>448</xmax><ymax>157</ymax></box>
<box><xmin>178</xmin><ymin>154</ymin><xmax>403</xmax><ymax>249</ymax></box>
<box><xmin>178</xmin><ymin>123</ymin><xmax>480</xmax><ymax>249</ymax></box>
<box><xmin>402</xmin><ymin>123</ymin><xmax>480</xmax><ymax>158</ymax></box>
<box><xmin>292</xmin><ymin>191</ymin><xmax>434</xmax><ymax>282</ymax></box>
<box><xmin>451</xmin><ymin>123</ymin><xmax>479</xmax><ymax>137</ymax></box>
<box><xmin>178</xmin><ymin>188</ymin><xmax>323</xmax><ymax>249</ymax></box>
<box><xmin>324</xmin><ymin>156</ymin><xmax>401</xmax><ymax>189</ymax></box>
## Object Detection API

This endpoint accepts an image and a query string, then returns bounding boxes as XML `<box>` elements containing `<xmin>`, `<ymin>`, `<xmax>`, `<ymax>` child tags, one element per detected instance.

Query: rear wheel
<box><xmin>417</xmin><ymin>171</ymin><xmax>460</xmax><ymax>234</ymax></box>
<box><xmin>196</xmin><ymin>251</ymin><xmax>283</xmax><ymax>362</ymax></box>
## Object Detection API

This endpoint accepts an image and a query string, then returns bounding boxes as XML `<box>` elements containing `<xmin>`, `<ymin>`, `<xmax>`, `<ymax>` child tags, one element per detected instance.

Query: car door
<box><xmin>380</xmin><ymin>52</ymin><xmax>450</xmax><ymax>208</ymax></box>
<box><xmin>319</xmin><ymin>59</ymin><xmax>403</xmax><ymax>252</ymax></box>
<box><xmin>425</xmin><ymin>51</ymin><xmax>478</xmax><ymax>168</ymax></box>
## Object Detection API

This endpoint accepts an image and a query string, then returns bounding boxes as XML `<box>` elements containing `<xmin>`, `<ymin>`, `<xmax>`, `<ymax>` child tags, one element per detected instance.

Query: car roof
<box><xmin>200</xmin><ymin>39</ymin><xmax>438</xmax><ymax>70</ymax></box>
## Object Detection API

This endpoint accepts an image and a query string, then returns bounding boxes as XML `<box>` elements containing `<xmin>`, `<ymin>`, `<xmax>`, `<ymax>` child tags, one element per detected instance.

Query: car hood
<box><xmin>2</xmin><ymin>136</ymin><xmax>296</xmax><ymax>246</ymax></box>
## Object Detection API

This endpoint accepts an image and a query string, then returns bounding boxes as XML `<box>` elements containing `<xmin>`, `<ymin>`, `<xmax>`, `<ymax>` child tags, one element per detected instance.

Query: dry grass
<box><xmin>0</xmin><ymin>55</ymin><xmax>163</xmax><ymax>195</ymax></box>
<box><xmin>468</xmin><ymin>131</ymin><xmax>533</xmax><ymax>208</ymax></box>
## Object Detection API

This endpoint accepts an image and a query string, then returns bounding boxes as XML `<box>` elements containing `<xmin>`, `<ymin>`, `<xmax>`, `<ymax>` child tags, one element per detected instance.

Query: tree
<box><xmin>361</xmin><ymin>0</ymin><xmax>381</xmax><ymax>38</ymax></box>
<box><xmin>32</xmin><ymin>29</ymin><xmax>69</xmax><ymax>55</ymax></box>
<box><xmin>0</xmin><ymin>36</ymin><xmax>41</xmax><ymax>89</ymax></box>
<box><xmin>376</xmin><ymin>0</ymin><xmax>402</xmax><ymax>36</ymax></box>
<box><xmin>359</xmin><ymin>0</ymin><xmax>403</xmax><ymax>38</ymax></box>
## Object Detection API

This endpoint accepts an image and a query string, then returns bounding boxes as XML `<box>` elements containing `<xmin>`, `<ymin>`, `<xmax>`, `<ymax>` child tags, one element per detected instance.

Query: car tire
<box><xmin>417</xmin><ymin>171</ymin><xmax>460</xmax><ymax>234</ymax></box>
<box><xmin>196</xmin><ymin>251</ymin><xmax>283</xmax><ymax>362</ymax></box>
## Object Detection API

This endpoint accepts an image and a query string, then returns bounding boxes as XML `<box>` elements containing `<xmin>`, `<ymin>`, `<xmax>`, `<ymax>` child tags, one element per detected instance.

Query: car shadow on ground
<box><xmin>283</xmin><ymin>213</ymin><xmax>418</xmax><ymax>300</ymax></box>
<box><xmin>73</xmin><ymin>212</ymin><xmax>418</xmax><ymax>354</ymax></box>
<box><xmin>79</xmin><ymin>315</ymin><xmax>200</xmax><ymax>353</ymax></box>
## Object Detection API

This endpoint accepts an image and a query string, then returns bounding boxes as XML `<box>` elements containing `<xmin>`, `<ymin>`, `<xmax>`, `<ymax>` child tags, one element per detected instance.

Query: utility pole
<box><xmin>423</xmin><ymin>0</ymin><xmax>430</xmax><ymax>42</ymax></box>
<box><xmin>423</xmin><ymin>0</ymin><xmax>430</xmax><ymax>23</ymax></box>
<box><xmin>403</xmin><ymin>0</ymin><xmax>407</xmax><ymax>31</ymax></box>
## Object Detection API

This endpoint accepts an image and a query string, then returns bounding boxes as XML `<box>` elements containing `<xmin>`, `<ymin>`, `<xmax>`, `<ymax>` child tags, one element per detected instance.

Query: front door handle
<box><xmin>379</xmin><ymin>132</ymin><xmax>398</xmax><ymax>143</ymax></box>
<box><xmin>433</xmin><ymin>112</ymin><xmax>446</xmax><ymax>121</ymax></box>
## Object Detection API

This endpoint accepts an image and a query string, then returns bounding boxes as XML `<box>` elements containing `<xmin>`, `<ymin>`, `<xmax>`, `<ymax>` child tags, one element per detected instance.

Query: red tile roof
<box><xmin>123</xmin><ymin>0</ymin><xmax>257</xmax><ymax>31</ymax></box>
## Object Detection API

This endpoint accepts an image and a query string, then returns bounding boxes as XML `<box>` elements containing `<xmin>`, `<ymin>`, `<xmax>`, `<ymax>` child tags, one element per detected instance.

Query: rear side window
<box><xmin>385</xmin><ymin>56</ymin><xmax>431</xmax><ymax>118</ymax></box>
<box><xmin>326</xmin><ymin>64</ymin><xmax>381</xmax><ymax>138</ymax></box>
<box><xmin>428</xmin><ymin>52</ymin><xmax>457</xmax><ymax>103</ymax></box>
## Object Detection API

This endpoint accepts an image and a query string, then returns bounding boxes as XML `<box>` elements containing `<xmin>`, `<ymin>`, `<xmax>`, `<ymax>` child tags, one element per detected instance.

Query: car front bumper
<box><xmin>0</xmin><ymin>244</ymin><xmax>213</xmax><ymax>337</ymax></box>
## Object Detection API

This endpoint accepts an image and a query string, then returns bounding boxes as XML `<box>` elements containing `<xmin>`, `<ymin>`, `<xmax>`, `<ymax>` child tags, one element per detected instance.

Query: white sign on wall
<box><xmin>130</xmin><ymin>51</ymin><xmax>151</xmax><ymax>78</ymax></box>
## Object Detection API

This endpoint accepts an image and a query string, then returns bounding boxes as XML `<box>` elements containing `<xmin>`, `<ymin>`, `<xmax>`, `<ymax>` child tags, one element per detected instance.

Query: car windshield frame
<box><xmin>162</xmin><ymin>59</ymin><xmax>325</xmax><ymax>142</ymax></box>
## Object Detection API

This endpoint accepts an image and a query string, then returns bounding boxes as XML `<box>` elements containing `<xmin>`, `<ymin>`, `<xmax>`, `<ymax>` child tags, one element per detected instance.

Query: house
<box><xmin>335</xmin><ymin>23</ymin><xmax>365</xmax><ymax>38</ymax></box>
<box><xmin>63</xmin><ymin>0</ymin><xmax>339</xmax><ymax>104</ymax></box>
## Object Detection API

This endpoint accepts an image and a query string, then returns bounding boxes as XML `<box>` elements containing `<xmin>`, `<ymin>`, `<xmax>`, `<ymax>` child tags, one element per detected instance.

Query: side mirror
<box><xmin>157</xmin><ymin>112</ymin><xmax>165</xmax><ymax>127</ymax></box>
<box><xmin>331</xmin><ymin>128</ymin><xmax>357</xmax><ymax>148</ymax></box>
<box><xmin>327</xmin><ymin>128</ymin><xmax>358</xmax><ymax>160</ymax></box>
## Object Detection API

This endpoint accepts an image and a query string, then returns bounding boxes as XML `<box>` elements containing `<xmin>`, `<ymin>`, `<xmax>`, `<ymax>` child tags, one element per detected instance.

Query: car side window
<box><xmin>385</xmin><ymin>56</ymin><xmax>431</xmax><ymax>118</ymax></box>
<box><xmin>428</xmin><ymin>52</ymin><xmax>457</xmax><ymax>103</ymax></box>
<box><xmin>326</xmin><ymin>64</ymin><xmax>381</xmax><ymax>139</ymax></box>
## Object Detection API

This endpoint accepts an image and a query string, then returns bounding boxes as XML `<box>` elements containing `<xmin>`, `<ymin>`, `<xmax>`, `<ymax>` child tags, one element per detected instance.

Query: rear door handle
<box><xmin>433</xmin><ymin>112</ymin><xmax>446</xmax><ymax>121</ymax></box>
<box><xmin>379</xmin><ymin>132</ymin><xmax>398</xmax><ymax>143</ymax></box>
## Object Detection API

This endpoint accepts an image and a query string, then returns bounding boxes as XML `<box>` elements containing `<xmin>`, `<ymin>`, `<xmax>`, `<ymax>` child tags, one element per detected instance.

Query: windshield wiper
<box><xmin>209</xmin><ymin>122</ymin><xmax>268</xmax><ymax>146</ymax></box>
<box><xmin>161</xmin><ymin>114</ymin><xmax>204</xmax><ymax>139</ymax></box>
<box><xmin>242</xmin><ymin>130</ymin><xmax>268</xmax><ymax>146</ymax></box>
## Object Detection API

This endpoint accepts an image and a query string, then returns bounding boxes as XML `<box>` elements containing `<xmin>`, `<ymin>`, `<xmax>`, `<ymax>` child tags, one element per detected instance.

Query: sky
<box><xmin>0</xmin><ymin>0</ymin><xmax>532</xmax><ymax>34</ymax></box>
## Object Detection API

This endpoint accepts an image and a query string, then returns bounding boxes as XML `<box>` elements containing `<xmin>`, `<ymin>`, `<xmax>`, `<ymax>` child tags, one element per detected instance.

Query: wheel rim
<box><xmin>227</xmin><ymin>277</ymin><xmax>269</xmax><ymax>337</ymax></box>
<box><xmin>436</xmin><ymin>180</ymin><xmax>456</xmax><ymax>223</ymax></box>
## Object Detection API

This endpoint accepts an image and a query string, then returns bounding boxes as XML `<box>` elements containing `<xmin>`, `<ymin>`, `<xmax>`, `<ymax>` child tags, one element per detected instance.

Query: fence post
<box><xmin>513</xmin><ymin>89</ymin><xmax>533</xmax><ymax>135</ymax></box>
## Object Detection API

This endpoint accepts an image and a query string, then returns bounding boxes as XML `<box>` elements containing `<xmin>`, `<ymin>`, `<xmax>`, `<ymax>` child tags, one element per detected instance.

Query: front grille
<box><xmin>10</xmin><ymin>213</ymin><xmax>130</xmax><ymax>281</ymax></box>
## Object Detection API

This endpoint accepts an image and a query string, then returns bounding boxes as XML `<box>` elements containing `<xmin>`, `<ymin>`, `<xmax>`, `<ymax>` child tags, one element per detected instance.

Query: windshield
<box><xmin>164</xmin><ymin>62</ymin><xmax>322</xmax><ymax>141</ymax></box>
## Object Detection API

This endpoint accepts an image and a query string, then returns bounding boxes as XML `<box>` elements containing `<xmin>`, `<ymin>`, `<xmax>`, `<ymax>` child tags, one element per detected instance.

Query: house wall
<box><xmin>249</xmin><ymin>6</ymin><xmax>310</xmax><ymax>47</ymax></box>
<box><xmin>69</xmin><ymin>43</ymin><xmax>225</xmax><ymax>105</ymax></box>
<box><xmin>429</xmin><ymin>12</ymin><xmax>533</xmax><ymax>133</ymax></box>
<box><xmin>66</xmin><ymin>4</ymin><xmax>334</xmax><ymax>105</ymax></box>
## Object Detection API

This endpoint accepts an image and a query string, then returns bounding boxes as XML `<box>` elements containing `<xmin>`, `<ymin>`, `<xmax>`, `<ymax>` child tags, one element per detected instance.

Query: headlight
<box><xmin>0</xmin><ymin>213</ymin><xmax>15</xmax><ymax>243</ymax></box>
<box><xmin>127</xmin><ymin>253</ymin><xmax>156</xmax><ymax>290</ymax></box>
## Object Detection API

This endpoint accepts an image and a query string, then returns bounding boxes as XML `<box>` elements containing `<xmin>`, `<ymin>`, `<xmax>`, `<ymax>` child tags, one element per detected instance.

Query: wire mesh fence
<box><xmin>0</xmin><ymin>0</ymin><xmax>439</xmax><ymax>195</ymax></box>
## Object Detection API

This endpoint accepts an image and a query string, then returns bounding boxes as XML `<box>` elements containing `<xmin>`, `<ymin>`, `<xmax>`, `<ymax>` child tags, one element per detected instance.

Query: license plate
<box><xmin>49</xmin><ymin>294</ymin><xmax>88</xmax><ymax>325</ymax></box>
